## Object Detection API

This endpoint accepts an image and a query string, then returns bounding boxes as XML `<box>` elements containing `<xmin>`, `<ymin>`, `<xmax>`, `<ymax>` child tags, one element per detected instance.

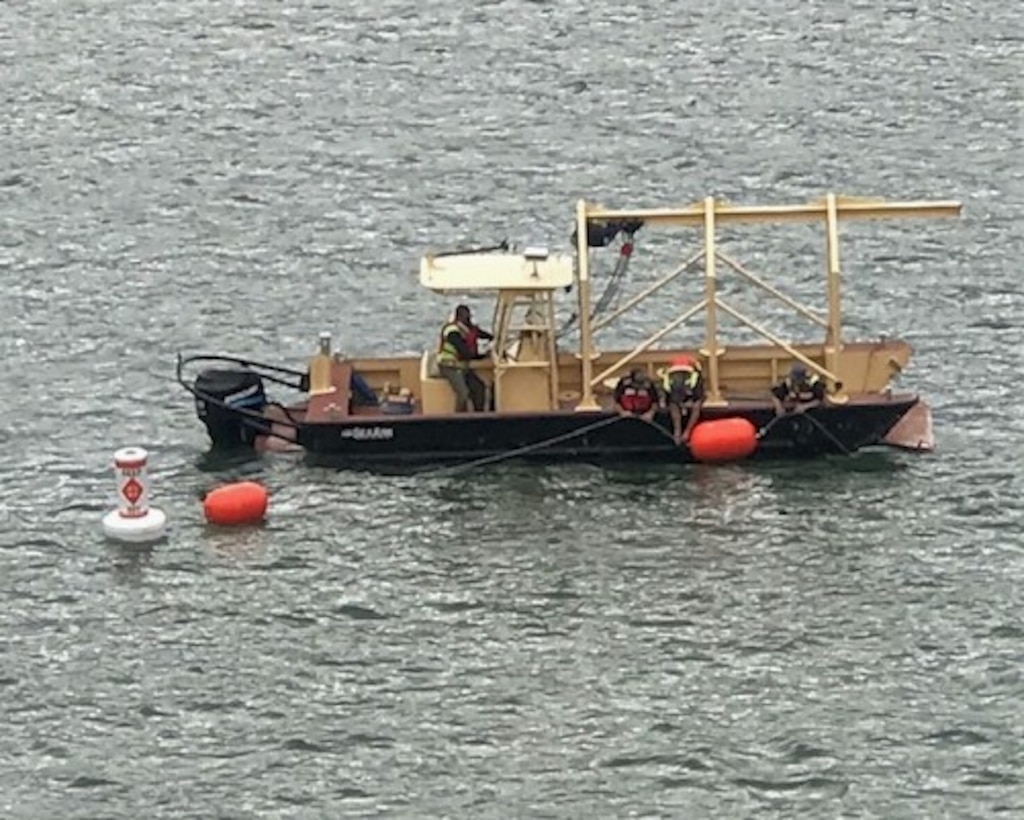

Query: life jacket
<box><xmin>662</xmin><ymin>368</ymin><xmax>701</xmax><ymax>402</ymax></box>
<box><xmin>785</xmin><ymin>373</ymin><xmax>821</xmax><ymax>401</ymax></box>
<box><xmin>465</xmin><ymin>325</ymin><xmax>480</xmax><ymax>357</ymax></box>
<box><xmin>437</xmin><ymin>321</ymin><xmax>470</xmax><ymax>368</ymax></box>
<box><xmin>618</xmin><ymin>377</ymin><xmax>657</xmax><ymax>414</ymax></box>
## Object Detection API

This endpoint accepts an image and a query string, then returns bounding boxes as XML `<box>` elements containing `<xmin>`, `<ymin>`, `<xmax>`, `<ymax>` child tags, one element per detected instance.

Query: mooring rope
<box><xmin>801</xmin><ymin>411</ymin><xmax>854</xmax><ymax>456</ymax></box>
<box><xmin>756</xmin><ymin>415</ymin><xmax>784</xmax><ymax>440</ymax></box>
<box><xmin>757</xmin><ymin>410</ymin><xmax>852</xmax><ymax>456</ymax></box>
<box><xmin>640</xmin><ymin>417</ymin><xmax>678</xmax><ymax>444</ymax></box>
<box><xmin>416</xmin><ymin>414</ymin><xmax>627</xmax><ymax>477</ymax></box>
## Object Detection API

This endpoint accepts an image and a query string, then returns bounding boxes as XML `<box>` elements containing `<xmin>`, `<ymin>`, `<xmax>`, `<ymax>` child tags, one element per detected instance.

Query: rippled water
<box><xmin>2</xmin><ymin>0</ymin><xmax>1022</xmax><ymax>816</ymax></box>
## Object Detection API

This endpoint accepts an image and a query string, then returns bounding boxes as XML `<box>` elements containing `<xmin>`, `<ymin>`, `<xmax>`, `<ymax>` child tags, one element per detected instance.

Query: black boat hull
<box><xmin>176</xmin><ymin>354</ymin><xmax>921</xmax><ymax>468</ymax></box>
<box><xmin>293</xmin><ymin>400</ymin><xmax>918</xmax><ymax>467</ymax></box>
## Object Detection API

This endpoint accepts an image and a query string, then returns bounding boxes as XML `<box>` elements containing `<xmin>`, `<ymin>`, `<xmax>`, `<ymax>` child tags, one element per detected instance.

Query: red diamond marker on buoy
<box><xmin>122</xmin><ymin>477</ymin><xmax>143</xmax><ymax>505</ymax></box>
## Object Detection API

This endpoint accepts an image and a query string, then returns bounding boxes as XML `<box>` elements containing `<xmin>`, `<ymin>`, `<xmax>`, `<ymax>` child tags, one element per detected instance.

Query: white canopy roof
<box><xmin>419</xmin><ymin>247</ymin><xmax>574</xmax><ymax>292</ymax></box>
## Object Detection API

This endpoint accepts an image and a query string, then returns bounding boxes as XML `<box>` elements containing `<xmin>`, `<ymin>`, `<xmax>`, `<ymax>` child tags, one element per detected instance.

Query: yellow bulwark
<box><xmin>570</xmin><ymin>193</ymin><xmax>963</xmax><ymax>410</ymax></box>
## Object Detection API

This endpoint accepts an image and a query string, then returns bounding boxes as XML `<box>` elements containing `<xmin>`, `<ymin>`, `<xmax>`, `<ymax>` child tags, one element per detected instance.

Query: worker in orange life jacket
<box><xmin>613</xmin><ymin>368</ymin><xmax>659</xmax><ymax>422</ymax></box>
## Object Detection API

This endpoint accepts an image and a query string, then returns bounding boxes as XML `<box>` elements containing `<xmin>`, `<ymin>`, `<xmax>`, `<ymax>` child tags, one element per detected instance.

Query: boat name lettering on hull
<box><xmin>341</xmin><ymin>426</ymin><xmax>395</xmax><ymax>441</ymax></box>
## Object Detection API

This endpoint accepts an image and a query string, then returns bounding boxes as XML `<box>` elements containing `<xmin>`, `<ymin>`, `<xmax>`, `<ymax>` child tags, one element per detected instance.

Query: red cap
<box><xmin>668</xmin><ymin>355</ymin><xmax>696</xmax><ymax>372</ymax></box>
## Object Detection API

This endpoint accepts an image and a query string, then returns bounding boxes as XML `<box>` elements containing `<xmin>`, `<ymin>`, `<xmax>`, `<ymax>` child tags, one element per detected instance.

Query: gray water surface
<box><xmin>2</xmin><ymin>0</ymin><xmax>1023</xmax><ymax>817</ymax></box>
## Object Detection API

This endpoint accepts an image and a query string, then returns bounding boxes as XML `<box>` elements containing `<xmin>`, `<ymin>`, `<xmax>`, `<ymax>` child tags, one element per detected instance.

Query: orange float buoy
<box><xmin>688</xmin><ymin>418</ymin><xmax>758</xmax><ymax>463</ymax></box>
<box><xmin>202</xmin><ymin>481</ymin><xmax>268</xmax><ymax>526</ymax></box>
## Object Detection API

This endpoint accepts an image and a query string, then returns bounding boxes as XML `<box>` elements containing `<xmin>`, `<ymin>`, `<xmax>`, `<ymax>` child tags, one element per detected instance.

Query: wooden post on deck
<box><xmin>701</xmin><ymin>197</ymin><xmax>725</xmax><ymax>406</ymax></box>
<box><xmin>824</xmin><ymin>193</ymin><xmax>846</xmax><ymax>400</ymax></box>
<box><xmin>574</xmin><ymin>199</ymin><xmax>600</xmax><ymax>410</ymax></box>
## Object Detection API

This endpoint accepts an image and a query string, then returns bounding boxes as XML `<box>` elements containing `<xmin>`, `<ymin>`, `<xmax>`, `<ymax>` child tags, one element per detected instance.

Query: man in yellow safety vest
<box><xmin>771</xmin><ymin>364</ymin><xmax>826</xmax><ymax>416</ymax></box>
<box><xmin>436</xmin><ymin>304</ymin><xmax>491</xmax><ymax>412</ymax></box>
<box><xmin>661</xmin><ymin>355</ymin><xmax>705</xmax><ymax>444</ymax></box>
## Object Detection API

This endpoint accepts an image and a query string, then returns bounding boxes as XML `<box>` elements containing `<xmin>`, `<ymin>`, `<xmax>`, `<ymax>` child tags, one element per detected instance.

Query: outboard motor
<box><xmin>194</xmin><ymin>368</ymin><xmax>267</xmax><ymax>448</ymax></box>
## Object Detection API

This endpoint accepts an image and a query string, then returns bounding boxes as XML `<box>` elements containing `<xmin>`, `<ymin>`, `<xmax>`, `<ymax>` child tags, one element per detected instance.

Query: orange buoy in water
<box><xmin>688</xmin><ymin>418</ymin><xmax>758</xmax><ymax>463</ymax></box>
<box><xmin>202</xmin><ymin>481</ymin><xmax>268</xmax><ymax>526</ymax></box>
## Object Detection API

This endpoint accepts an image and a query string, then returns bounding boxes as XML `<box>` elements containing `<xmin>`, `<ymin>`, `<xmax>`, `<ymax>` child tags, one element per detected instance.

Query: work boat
<box><xmin>177</xmin><ymin>194</ymin><xmax>962</xmax><ymax>468</ymax></box>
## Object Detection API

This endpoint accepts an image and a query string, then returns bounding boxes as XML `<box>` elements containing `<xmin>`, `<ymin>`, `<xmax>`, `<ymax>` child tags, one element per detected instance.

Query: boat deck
<box><xmin>247</xmin><ymin>349</ymin><xmax>930</xmax><ymax>457</ymax></box>
<box><xmin>250</xmin><ymin>353</ymin><xmax>928</xmax><ymax>456</ymax></box>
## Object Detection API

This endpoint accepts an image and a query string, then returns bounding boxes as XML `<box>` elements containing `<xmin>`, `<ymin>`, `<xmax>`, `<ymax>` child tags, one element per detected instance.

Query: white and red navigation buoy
<box><xmin>101</xmin><ymin>447</ymin><xmax>168</xmax><ymax>543</ymax></box>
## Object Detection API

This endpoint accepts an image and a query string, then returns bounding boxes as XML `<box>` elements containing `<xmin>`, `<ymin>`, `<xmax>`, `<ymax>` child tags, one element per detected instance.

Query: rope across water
<box><xmin>416</xmin><ymin>414</ymin><xmax>633</xmax><ymax>477</ymax></box>
<box><xmin>757</xmin><ymin>410</ymin><xmax>852</xmax><ymax>456</ymax></box>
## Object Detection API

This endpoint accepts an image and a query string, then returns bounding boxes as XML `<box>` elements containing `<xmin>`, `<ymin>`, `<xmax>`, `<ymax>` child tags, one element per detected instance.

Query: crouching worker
<box><xmin>613</xmin><ymin>367</ymin><xmax>659</xmax><ymax>423</ymax></box>
<box><xmin>437</xmin><ymin>304</ymin><xmax>490</xmax><ymax>412</ymax></box>
<box><xmin>662</xmin><ymin>355</ymin><xmax>705</xmax><ymax>445</ymax></box>
<box><xmin>771</xmin><ymin>364</ymin><xmax>826</xmax><ymax>416</ymax></box>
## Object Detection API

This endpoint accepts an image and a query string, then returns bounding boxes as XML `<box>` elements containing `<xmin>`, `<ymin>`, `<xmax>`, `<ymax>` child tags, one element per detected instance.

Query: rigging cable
<box><xmin>557</xmin><ymin>231</ymin><xmax>638</xmax><ymax>340</ymax></box>
<box><xmin>415</xmin><ymin>415</ymin><xmax>626</xmax><ymax>476</ymax></box>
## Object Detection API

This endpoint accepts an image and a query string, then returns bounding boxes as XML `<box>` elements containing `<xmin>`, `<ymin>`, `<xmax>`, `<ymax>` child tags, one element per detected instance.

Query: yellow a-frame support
<box><xmin>571</xmin><ymin>194</ymin><xmax>963</xmax><ymax>410</ymax></box>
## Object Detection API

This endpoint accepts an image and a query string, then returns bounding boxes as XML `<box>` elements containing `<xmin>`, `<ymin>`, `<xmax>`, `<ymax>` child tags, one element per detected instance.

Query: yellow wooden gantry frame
<box><xmin>571</xmin><ymin>193</ymin><xmax>962</xmax><ymax>411</ymax></box>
